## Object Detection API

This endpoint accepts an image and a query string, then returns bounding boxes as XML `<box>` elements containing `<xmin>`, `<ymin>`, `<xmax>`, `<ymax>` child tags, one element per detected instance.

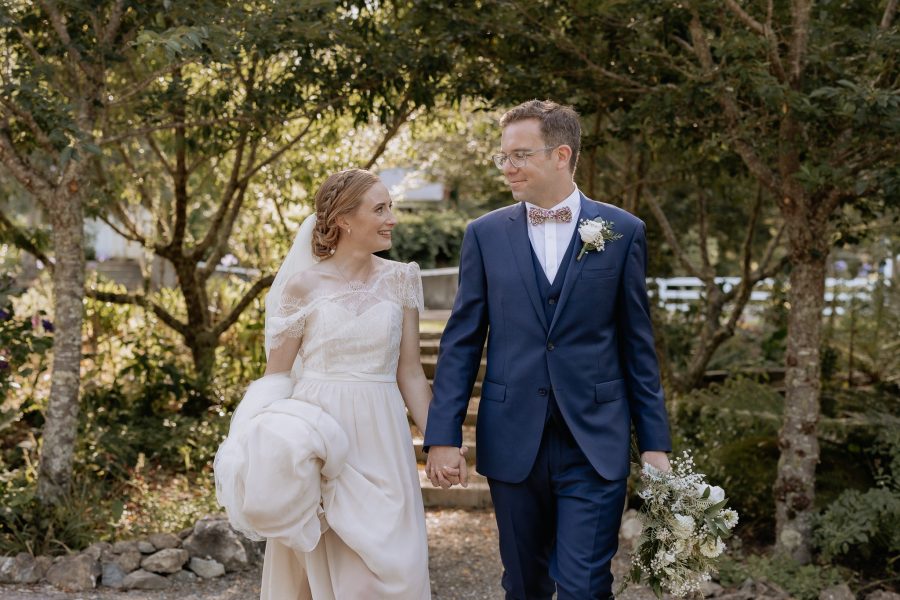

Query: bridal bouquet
<box><xmin>621</xmin><ymin>452</ymin><xmax>739</xmax><ymax>598</ymax></box>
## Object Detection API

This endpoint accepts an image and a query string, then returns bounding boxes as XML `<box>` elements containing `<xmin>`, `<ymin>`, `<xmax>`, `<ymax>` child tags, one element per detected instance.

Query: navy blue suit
<box><xmin>425</xmin><ymin>194</ymin><xmax>671</xmax><ymax>599</ymax></box>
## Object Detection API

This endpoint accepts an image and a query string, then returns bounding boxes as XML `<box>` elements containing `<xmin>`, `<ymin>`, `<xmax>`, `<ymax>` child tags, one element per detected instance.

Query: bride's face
<box><xmin>340</xmin><ymin>182</ymin><xmax>397</xmax><ymax>253</ymax></box>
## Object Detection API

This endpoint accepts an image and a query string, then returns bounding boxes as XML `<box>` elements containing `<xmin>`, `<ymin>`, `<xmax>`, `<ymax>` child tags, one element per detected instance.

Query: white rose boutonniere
<box><xmin>577</xmin><ymin>217</ymin><xmax>622</xmax><ymax>261</ymax></box>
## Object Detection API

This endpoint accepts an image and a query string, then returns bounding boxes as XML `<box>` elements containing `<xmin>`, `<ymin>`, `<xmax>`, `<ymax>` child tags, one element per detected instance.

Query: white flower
<box><xmin>694</xmin><ymin>483</ymin><xmax>725</xmax><ymax>503</ymax></box>
<box><xmin>578</xmin><ymin>219</ymin><xmax>607</xmax><ymax>243</ymax></box>
<box><xmin>722</xmin><ymin>509</ymin><xmax>739</xmax><ymax>529</ymax></box>
<box><xmin>576</xmin><ymin>217</ymin><xmax>622</xmax><ymax>261</ymax></box>
<box><xmin>699</xmin><ymin>537</ymin><xmax>726</xmax><ymax>558</ymax></box>
<box><xmin>672</xmin><ymin>514</ymin><xmax>695</xmax><ymax>539</ymax></box>
<box><xmin>656</xmin><ymin>550</ymin><xmax>676</xmax><ymax>566</ymax></box>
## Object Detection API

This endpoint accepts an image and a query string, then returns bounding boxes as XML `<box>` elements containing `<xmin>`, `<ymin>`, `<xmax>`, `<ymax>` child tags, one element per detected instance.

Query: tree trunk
<box><xmin>773</xmin><ymin>208</ymin><xmax>827</xmax><ymax>563</ymax></box>
<box><xmin>188</xmin><ymin>331</ymin><xmax>218</xmax><ymax>386</ymax></box>
<box><xmin>36</xmin><ymin>190</ymin><xmax>85</xmax><ymax>504</ymax></box>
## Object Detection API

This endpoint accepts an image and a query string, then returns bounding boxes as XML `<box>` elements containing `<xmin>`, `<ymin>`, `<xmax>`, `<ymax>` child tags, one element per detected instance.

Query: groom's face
<box><xmin>500</xmin><ymin>118</ymin><xmax>567</xmax><ymax>204</ymax></box>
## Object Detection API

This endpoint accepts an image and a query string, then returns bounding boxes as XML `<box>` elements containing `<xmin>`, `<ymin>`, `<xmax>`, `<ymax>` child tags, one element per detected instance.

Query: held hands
<box><xmin>425</xmin><ymin>445</ymin><xmax>469</xmax><ymax>489</ymax></box>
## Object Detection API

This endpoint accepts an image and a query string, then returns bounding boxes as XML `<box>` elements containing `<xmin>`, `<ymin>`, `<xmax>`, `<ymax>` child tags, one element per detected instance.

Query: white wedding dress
<box><xmin>215</xmin><ymin>258</ymin><xmax>430</xmax><ymax>600</ymax></box>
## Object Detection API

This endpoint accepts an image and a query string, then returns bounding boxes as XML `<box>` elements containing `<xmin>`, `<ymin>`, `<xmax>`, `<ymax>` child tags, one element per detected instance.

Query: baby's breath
<box><xmin>620</xmin><ymin>451</ymin><xmax>739</xmax><ymax>599</ymax></box>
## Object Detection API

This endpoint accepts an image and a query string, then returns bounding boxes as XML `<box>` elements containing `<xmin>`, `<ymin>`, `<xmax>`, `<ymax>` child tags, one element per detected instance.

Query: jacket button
<box><xmin>548</xmin><ymin>298</ymin><xmax>557</xmax><ymax>305</ymax></box>
<box><xmin>538</xmin><ymin>388</ymin><xmax>548</xmax><ymax>396</ymax></box>
<box><xmin>547</xmin><ymin>342</ymin><xmax>555</xmax><ymax>351</ymax></box>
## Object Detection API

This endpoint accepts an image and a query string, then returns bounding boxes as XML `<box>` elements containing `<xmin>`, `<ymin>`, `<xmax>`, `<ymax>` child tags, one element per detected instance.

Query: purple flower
<box><xmin>0</xmin><ymin>309</ymin><xmax>9</xmax><ymax>321</ymax></box>
<box><xmin>833</xmin><ymin>260</ymin><xmax>847</xmax><ymax>273</ymax></box>
<box><xmin>41</xmin><ymin>319</ymin><xmax>54</xmax><ymax>332</ymax></box>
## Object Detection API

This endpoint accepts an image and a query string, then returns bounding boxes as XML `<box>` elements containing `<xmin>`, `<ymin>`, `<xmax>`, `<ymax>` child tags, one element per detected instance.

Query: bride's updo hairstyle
<box><xmin>312</xmin><ymin>168</ymin><xmax>380</xmax><ymax>259</ymax></box>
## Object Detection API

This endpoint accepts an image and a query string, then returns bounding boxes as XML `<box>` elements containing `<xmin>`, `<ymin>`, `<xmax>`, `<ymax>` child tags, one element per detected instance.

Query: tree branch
<box><xmin>788</xmin><ymin>0</ymin><xmax>812</xmax><ymax>84</ymax></box>
<box><xmin>364</xmin><ymin>100</ymin><xmax>415</xmax><ymax>170</ymax></box>
<box><xmin>100</xmin><ymin>0</ymin><xmax>126</xmax><ymax>46</ymax></box>
<box><xmin>688</xmin><ymin>8</ymin><xmax>782</xmax><ymax>196</ymax></box>
<box><xmin>86</xmin><ymin>288</ymin><xmax>189</xmax><ymax>337</ymax></box>
<box><xmin>212</xmin><ymin>274</ymin><xmax>275</xmax><ymax>337</ymax></box>
<box><xmin>881</xmin><ymin>0</ymin><xmax>898</xmax><ymax>30</ymax></box>
<box><xmin>697</xmin><ymin>190</ymin><xmax>713</xmax><ymax>277</ymax></box>
<box><xmin>723</xmin><ymin>0</ymin><xmax>765</xmax><ymax>35</ymax></box>
<box><xmin>0</xmin><ymin>210</ymin><xmax>53</xmax><ymax>270</ymax></box>
<box><xmin>38</xmin><ymin>0</ymin><xmax>95</xmax><ymax>82</ymax></box>
<box><xmin>645</xmin><ymin>193</ymin><xmax>703</xmax><ymax>279</ymax></box>
<box><xmin>190</xmin><ymin>128</ymin><xmax>251</xmax><ymax>263</ymax></box>
<box><xmin>145</xmin><ymin>132</ymin><xmax>175</xmax><ymax>179</ymax></box>
<box><xmin>0</xmin><ymin>127</ymin><xmax>55</xmax><ymax>204</ymax></box>
<box><xmin>0</xmin><ymin>99</ymin><xmax>56</xmax><ymax>154</ymax></box>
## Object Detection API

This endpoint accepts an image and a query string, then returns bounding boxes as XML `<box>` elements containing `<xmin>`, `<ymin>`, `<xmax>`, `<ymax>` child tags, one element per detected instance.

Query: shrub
<box><xmin>814</xmin><ymin>426</ymin><xmax>900</xmax><ymax>577</ymax></box>
<box><xmin>717</xmin><ymin>553</ymin><xmax>845</xmax><ymax>600</ymax></box>
<box><xmin>386</xmin><ymin>209</ymin><xmax>468</xmax><ymax>268</ymax></box>
<box><xmin>670</xmin><ymin>377</ymin><xmax>877</xmax><ymax>538</ymax></box>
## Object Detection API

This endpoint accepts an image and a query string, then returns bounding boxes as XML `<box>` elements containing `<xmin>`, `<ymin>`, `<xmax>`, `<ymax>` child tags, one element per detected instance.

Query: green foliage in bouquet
<box><xmin>622</xmin><ymin>452</ymin><xmax>738</xmax><ymax>598</ymax></box>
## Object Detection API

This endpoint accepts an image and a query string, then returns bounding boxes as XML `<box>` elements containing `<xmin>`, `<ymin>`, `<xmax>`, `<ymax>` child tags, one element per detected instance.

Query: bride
<box><xmin>214</xmin><ymin>169</ymin><xmax>460</xmax><ymax>599</ymax></box>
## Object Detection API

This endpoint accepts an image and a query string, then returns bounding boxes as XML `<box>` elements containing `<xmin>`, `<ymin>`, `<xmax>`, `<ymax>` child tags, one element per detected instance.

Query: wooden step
<box><xmin>419</xmin><ymin>338</ymin><xmax>442</xmax><ymax>356</ymax></box>
<box><xmin>418</xmin><ymin>465</ymin><xmax>492</xmax><ymax>509</ymax></box>
<box><xmin>419</xmin><ymin>330</ymin><xmax>443</xmax><ymax>341</ymax></box>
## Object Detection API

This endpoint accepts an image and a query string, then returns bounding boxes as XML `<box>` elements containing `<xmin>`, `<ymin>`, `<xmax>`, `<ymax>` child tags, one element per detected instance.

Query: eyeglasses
<box><xmin>491</xmin><ymin>146</ymin><xmax>558</xmax><ymax>170</ymax></box>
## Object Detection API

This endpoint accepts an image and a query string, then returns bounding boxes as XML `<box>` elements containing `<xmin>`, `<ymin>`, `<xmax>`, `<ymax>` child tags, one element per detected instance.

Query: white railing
<box><xmin>419</xmin><ymin>267</ymin><xmax>887</xmax><ymax>315</ymax></box>
<box><xmin>650</xmin><ymin>276</ymin><xmax>883</xmax><ymax>315</ymax></box>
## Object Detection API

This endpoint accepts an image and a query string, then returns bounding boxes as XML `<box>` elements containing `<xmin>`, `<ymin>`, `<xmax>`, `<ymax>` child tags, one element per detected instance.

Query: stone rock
<box><xmin>169</xmin><ymin>569</ymin><xmax>199</xmax><ymax>583</ymax></box>
<box><xmin>820</xmin><ymin>584</ymin><xmax>854</xmax><ymax>600</ymax></box>
<box><xmin>46</xmin><ymin>553</ymin><xmax>101</xmax><ymax>591</ymax></box>
<box><xmin>0</xmin><ymin>553</ymin><xmax>52</xmax><ymax>584</ymax></box>
<box><xmin>138</xmin><ymin>540</ymin><xmax>156</xmax><ymax>554</ymax></box>
<box><xmin>178</xmin><ymin>527</ymin><xmax>193</xmax><ymax>540</ymax></box>
<box><xmin>123</xmin><ymin>568</ymin><xmax>171</xmax><ymax>590</ymax></box>
<box><xmin>189</xmin><ymin>556</ymin><xmax>226</xmax><ymax>579</ymax></box>
<box><xmin>701</xmin><ymin>581</ymin><xmax>724</xmax><ymax>597</ymax></box>
<box><xmin>83</xmin><ymin>541</ymin><xmax>111</xmax><ymax>561</ymax></box>
<box><xmin>619</xmin><ymin>509</ymin><xmax>643</xmax><ymax>546</ymax></box>
<box><xmin>105</xmin><ymin>549</ymin><xmax>142</xmax><ymax>573</ymax></box>
<box><xmin>111</xmin><ymin>540</ymin><xmax>139</xmax><ymax>554</ymax></box>
<box><xmin>239</xmin><ymin>537</ymin><xmax>266</xmax><ymax>566</ymax></box>
<box><xmin>182</xmin><ymin>516</ymin><xmax>248</xmax><ymax>571</ymax></box>
<box><xmin>866</xmin><ymin>592</ymin><xmax>900</xmax><ymax>600</ymax></box>
<box><xmin>0</xmin><ymin>556</ymin><xmax>12</xmax><ymax>583</ymax></box>
<box><xmin>141</xmin><ymin>548</ymin><xmax>189</xmax><ymax>574</ymax></box>
<box><xmin>100</xmin><ymin>562</ymin><xmax>126</xmax><ymax>589</ymax></box>
<box><xmin>148</xmin><ymin>532</ymin><xmax>181</xmax><ymax>550</ymax></box>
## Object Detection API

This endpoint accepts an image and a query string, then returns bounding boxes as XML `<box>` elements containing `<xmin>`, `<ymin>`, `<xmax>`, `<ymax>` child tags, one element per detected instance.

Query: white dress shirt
<box><xmin>525</xmin><ymin>187</ymin><xmax>582</xmax><ymax>284</ymax></box>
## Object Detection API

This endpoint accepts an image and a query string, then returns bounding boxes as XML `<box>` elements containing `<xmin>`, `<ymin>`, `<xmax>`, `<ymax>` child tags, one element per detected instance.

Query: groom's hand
<box><xmin>426</xmin><ymin>446</ymin><xmax>469</xmax><ymax>489</ymax></box>
<box><xmin>641</xmin><ymin>450</ymin><xmax>671</xmax><ymax>472</ymax></box>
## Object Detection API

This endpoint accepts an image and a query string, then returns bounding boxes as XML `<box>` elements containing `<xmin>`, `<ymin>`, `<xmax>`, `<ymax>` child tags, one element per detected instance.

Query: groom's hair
<box><xmin>500</xmin><ymin>100</ymin><xmax>581</xmax><ymax>174</ymax></box>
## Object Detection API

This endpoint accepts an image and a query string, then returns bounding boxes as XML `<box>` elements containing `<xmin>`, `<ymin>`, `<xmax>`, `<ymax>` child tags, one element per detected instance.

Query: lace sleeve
<box><xmin>398</xmin><ymin>261</ymin><xmax>425</xmax><ymax>313</ymax></box>
<box><xmin>265</xmin><ymin>293</ymin><xmax>308</xmax><ymax>349</ymax></box>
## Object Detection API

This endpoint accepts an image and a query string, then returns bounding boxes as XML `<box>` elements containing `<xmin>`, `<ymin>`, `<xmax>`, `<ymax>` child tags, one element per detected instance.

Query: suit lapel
<box><xmin>548</xmin><ymin>195</ymin><xmax>600</xmax><ymax>335</ymax></box>
<box><xmin>506</xmin><ymin>203</ymin><xmax>549</xmax><ymax>332</ymax></box>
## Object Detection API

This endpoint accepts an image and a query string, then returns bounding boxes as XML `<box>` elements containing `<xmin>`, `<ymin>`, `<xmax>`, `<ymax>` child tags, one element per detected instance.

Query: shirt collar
<box><xmin>525</xmin><ymin>186</ymin><xmax>581</xmax><ymax>223</ymax></box>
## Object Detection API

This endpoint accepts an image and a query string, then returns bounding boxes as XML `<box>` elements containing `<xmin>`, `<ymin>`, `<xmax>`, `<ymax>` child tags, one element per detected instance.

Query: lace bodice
<box><xmin>266</xmin><ymin>259</ymin><xmax>424</xmax><ymax>378</ymax></box>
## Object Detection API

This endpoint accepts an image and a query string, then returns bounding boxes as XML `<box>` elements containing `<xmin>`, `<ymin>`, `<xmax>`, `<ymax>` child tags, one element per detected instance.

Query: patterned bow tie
<box><xmin>528</xmin><ymin>206</ymin><xmax>573</xmax><ymax>226</ymax></box>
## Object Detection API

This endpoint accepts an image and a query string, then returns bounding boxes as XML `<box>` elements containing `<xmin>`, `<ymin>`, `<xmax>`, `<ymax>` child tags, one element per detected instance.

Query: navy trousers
<box><xmin>488</xmin><ymin>410</ymin><xmax>626</xmax><ymax>600</ymax></box>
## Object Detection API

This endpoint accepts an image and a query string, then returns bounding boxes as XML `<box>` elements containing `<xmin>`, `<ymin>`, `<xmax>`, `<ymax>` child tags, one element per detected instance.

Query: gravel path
<box><xmin>1</xmin><ymin>509</ymin><xmax>658</xmax><ymax>600</ymax></box>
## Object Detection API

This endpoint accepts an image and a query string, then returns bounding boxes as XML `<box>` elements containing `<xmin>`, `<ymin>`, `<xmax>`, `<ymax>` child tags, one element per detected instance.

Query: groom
<box><xmin>424</xmin><ymin>100</ymin><xmax>672</xmax><ymax>599</ymax></box>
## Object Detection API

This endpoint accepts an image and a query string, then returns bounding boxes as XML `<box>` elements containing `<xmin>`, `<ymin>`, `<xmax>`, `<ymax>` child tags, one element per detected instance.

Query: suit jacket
<box><xmin>424</xmin><ymin>194</ymin><xmax>672</xmax><ymax>483</ymax></box>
